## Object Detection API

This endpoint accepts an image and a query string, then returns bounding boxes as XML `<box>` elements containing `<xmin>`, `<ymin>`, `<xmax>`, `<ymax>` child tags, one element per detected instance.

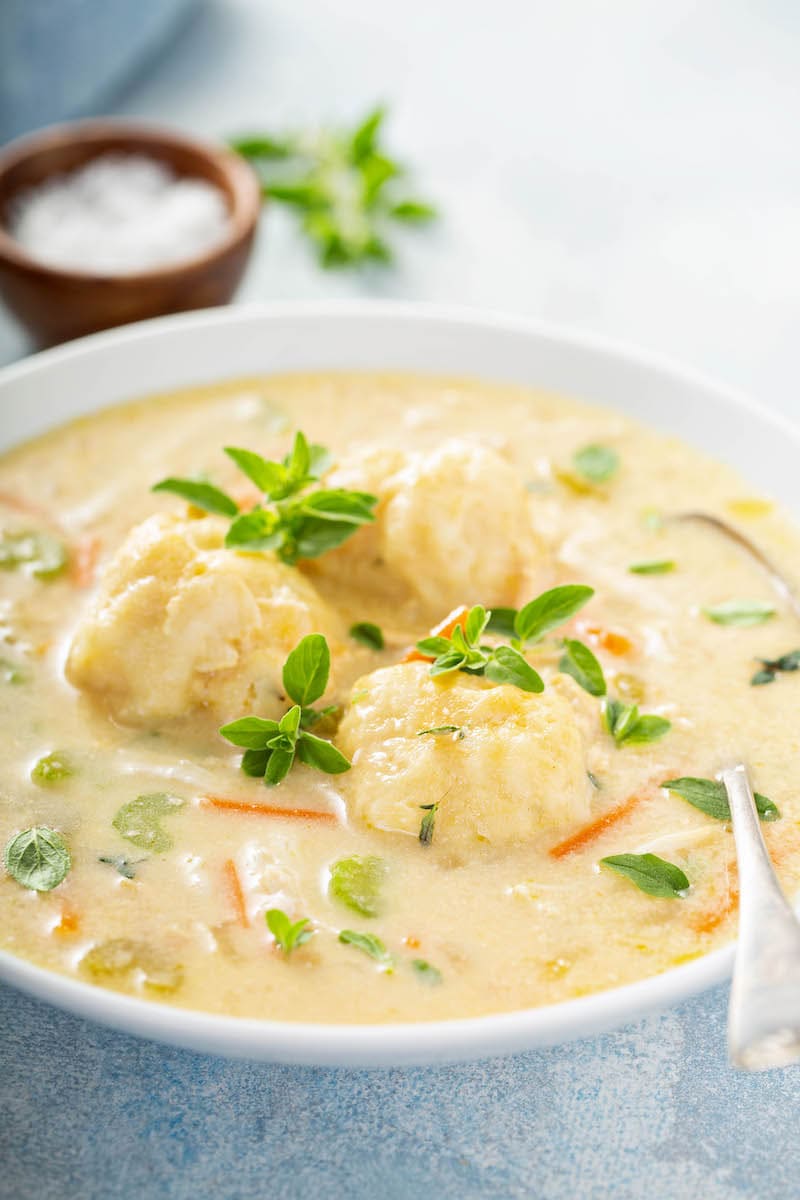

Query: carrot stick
<box><xmin>53</xmin><ymin>903</ymin><xmax>80</xmax><ymax>934</ymax></box>
<box><xmin>202</xmin><ymin>796</ymin><xmax>337</xmax><ymax>822</ymax></box>
<box><xmin>549</xmin><ymin>793</ymin><xmax>642</xmax><ymax>859</ymax></box>
<box><xmin>70</xmin><ymin>534</ymin><xmax>102</xmax><ymax>587</ymax></box>
<box><xmin>223</xmin><ymin>859</ymin><xmax>249</xmax><ymax>927</ymax></box>
<box><xmin>403</xmin><ymin>605</ymin><xmax>470</xmax><ymax>663</ymax></box>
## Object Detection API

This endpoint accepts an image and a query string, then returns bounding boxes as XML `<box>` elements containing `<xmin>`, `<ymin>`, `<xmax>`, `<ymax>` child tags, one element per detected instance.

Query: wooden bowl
<box><xmin>0</xmin><ymin>120</ymin><xmax>262</xmax><ymax>346</ymax></box>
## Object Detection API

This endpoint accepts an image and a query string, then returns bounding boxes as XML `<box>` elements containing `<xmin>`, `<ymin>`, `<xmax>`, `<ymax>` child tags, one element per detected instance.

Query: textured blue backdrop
<box><xmin>2</xmin><ymin>979</ymin><xmax>798</xmax><ymax>1199</ymax></box>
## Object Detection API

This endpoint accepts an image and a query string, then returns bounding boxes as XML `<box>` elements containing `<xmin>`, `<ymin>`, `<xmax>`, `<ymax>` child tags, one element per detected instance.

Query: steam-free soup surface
<box><xmin>1</xmin><ymin>373</ymin><xmax>799</xmax><ymax>1023</ymax></box>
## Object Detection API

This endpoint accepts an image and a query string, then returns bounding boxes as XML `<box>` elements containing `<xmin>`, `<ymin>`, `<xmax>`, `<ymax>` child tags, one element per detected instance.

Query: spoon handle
<box><xmin>724</xmin><ymin>763</ymin><xmax>800</xmax><ymax>1069</ymax></box>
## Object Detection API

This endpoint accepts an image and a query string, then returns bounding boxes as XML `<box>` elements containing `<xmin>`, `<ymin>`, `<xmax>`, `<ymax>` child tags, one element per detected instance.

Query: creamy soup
<box><xmin>1</xmin><ymin>372</ymin><xmax>799</xmax><ymax>1024</ymax></box>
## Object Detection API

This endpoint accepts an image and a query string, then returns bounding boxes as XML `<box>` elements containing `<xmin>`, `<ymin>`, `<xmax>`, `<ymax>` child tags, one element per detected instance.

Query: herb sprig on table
<box><xmin>153</xmin><ymin>431</ymin><xmax>377</xmax><ymax>564</ymax></box>
<box><xmin>231</xmin><ymin>107</ymin><xmax>437</xmax><ymax>268</ymax></box>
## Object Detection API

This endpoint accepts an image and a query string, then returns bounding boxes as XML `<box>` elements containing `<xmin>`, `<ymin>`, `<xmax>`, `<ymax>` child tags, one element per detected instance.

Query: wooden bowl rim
<box><xmin>0</xmin><ymin>119</ymin><xmax>262</xmax><ymax>285</ymax></box>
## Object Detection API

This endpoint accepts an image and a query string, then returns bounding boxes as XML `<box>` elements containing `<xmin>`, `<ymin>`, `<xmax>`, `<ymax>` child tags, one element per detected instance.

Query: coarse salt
<box><xmin>9</xmin><ymin>153</ymin><xmax>231</xmax><ymax>274</ymax></box>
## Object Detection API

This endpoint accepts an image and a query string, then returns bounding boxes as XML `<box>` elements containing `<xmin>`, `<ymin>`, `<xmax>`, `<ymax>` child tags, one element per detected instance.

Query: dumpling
<box><xmin>308</xmin><ymin>440</ymin><xmax>543</xmax><ymax>615</ymax></box>
<box><xmin>66</xmin><ymin>513</ymin><xmax>342</xmax><ymax>726</ymax></box>
<box><xmin>337</xmin><ymin>662</ymin><xmax>591</xmax><ymax>855</ymax></box>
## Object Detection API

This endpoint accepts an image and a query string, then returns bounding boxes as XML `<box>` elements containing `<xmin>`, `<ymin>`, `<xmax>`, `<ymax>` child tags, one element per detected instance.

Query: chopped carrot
<box><xmin>581</xmin><ymin>624</ymin><xmax>634</xmax><ymax>656</ymax></box>
<box><xmin>70</xmin><ymin>534</ymin><xmax>102</xmax><ymax>588</ymax></box>
<box><xmin>202</xmin><ymin>796</ymin><xmax>337</xmax><ymax>822</ymax></box>
<box><xmin>53</xmin><ymin>903</ymin><xmax>80</xmax><ymax>935</ymax></box>
<box><xmin>549</xmin><ymin>792</ymin><xmax>642</xmax><ymax>859</ymax></box>
<box><xmin>0</xmin><ymin>490</ymin><xmax>54</xmax><ymax>523</ymax></box>
<box><xmin>223</xmin><ymin>859</ymin><xmax>249</xmax><ymax>928</ymax></box>
<box><xmin>403</xmin><ymin>935</ymin><xmax>421</xmax><ymax>949</ymax></box>
<box><xmin>403</xmin><ymin>605</ymin><xmax>470</xmax><ymax>663</ymax></box>
<box><xmin>689</xmin><ymin>884</ymin><xmax>739</xmax><ymax>935</ymax></box>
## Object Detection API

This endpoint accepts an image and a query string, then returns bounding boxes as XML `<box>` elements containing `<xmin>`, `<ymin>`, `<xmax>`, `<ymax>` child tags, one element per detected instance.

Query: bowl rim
<box><xmin>0</xmin><ymin>298</ymin><xmax>794</xmax><ymax>1065</ymax></box>
<box><xmin>0</xmin><ymin>118</ymin><xmax>261</xmax><ymax>284</ymax></box>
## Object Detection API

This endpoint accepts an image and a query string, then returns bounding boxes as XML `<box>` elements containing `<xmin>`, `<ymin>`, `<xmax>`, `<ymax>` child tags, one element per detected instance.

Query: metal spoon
<box><xmin>724</xmin><ymin>763</ymin><xmax>800</xmax><ymax>1069</ymax></box>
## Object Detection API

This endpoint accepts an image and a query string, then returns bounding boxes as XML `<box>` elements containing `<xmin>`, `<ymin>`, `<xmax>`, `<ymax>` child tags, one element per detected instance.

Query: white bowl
<box><xmin>1</xmin><ymin>302</ymin><xmax>795</xmax><ymax>1067</ymax></box>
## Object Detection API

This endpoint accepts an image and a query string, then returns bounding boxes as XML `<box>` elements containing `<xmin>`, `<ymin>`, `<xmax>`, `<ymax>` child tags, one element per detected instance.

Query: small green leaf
<box><xmin>4</xmin><ymin>826</ymin><xmax>70</xmax><ymax>891</ymax></box>
<box><xmin>338</xmin><ymin>929</ymin><xmax>393</xmax><ymax>968</ymax></box>
<box><xmin>703</xmin><ymin>600</ymin><xmax>776</xmax><ymax>627</ymax></box>
<box><xmin>573</xmin><ymin>444</ymin><xmax>619</xmax><ymax>484</ymax></box>
<box><xmin>295</xmin><ymin>732</ymin><xmax>351</xmax><ymax>775</ymax></box>
<box><xmin>264</xmin><ymin>747</ymin><xmax>296</xmax><ymax>786</ymax></box>
<box><xmin>329</xmin><ymin>855</ymin><xmax>386</xmax><ymax>918</ymax></box>
<box><xmin>484</xmin><ymin>645</ymin><xmax>544</xmax><ymax>693</ymax></box>
<box><xmin>224</xmin><ymin>446</ymin><xmax>288</xmax><ymax>497</ymax></box>
<box><xmin>464</xmin><ymin>605</ymin><xmax>490</xmax><ymax>644</ymax></box>
<box><xmin>225</xmin><ymin>509</ymin><xmax>283</xmax><ymax>552</ymax></box>
<box><xmin>600</xmin><ymin>853</ymin><xmax>689</xmax><ymax>898</ymax></box>
<box><xmin>31</xmin><ymin>751</ymin><xmax>74</xmax><ymax>785</ymax></box>
<box><xmin>411</xmin><ymin>958</ymin><xmax>443</xmax><ymax>985</ymax></box>
<box><xmin>0</xmin><ymin>658</ymin><xmax>25</xmax><ymax>684</ymax></box>
<box><xmin>390</xmin><ymin>199</ymin><xmax>437</xmax><ymax>222</ymax></box>
<box><xmin>750</xmin><ymin>649</ymin><xmax>800</xmax><ymax>686</ymax></box>
<box><xmin>514</xmin><ymin>585</ymin><xmax>594</xmax><ymax>644</ymax></box>
<box><xmin>151</xmin><ymin>477</ymin><xmax>239</xmax><ymax>517</ymax></box>
<box><xmin>419</xmin><ymin>802</ymin><xmax>439</xmax><ymax>846</ymax></box>
<box><xmin>486</xmin><ymin>607</ymin><xmax>518</xmax><ymax>638</ymax></box>
<box><xmin>0</xmin><ymin>531</ymin><xmax>67</xmax><ymax>579</ymax></box>
<box><xmin>751</xmin><ymin>668</ymin><xmax>776</xmax><ymax>686</ymax></box>
<box><xmin>429</xmin><ymin>651</ymin><xmax>469</xmax><ymax>677</ymax></box>
<box><xmin>349</xmin><ymin>621</ymin><xmax>384</xmax><ymax>650</ymax></box>
<box><xmin>559</xmin><ymin>639</ymin><xmax>606</xmax><ymax>696</ymax></box>
<box><xmin>416</xmin><ymin>726</ymin><xmax>464</xmax><ymax>739</ymax></box>
<box><xmin>603</xmin><ymin>699</ymin><xmax>671</xmax><ymax>747</ymax></box>
<box><xmin>98</xmin><ymin>854</ymin><xmax>144</xmax><ymax>880</ymax></box>
<box><xmin>629</xmin><ymin>560</ymin><xmax>676</xmax><ymax>575</ymax></box>
<box><xmin>282</xmin><ymin>633</ymin><xmax>331</xmax><ymax>706</ymax></box>
<box><xmin>662</xmin><ymin>776</ymin><xmax>780</xmax><ymax>822</ymax></box>
<box><xmin>266</xmin><ymin>908</ymin><xmax>314</xmax><ymax>956</ymax></box>
<box><xmin>219</xmin><ymin>716</ymin><xmax>280</xmax><ymax>749</ymax></box>
<box><xmin>240</xmin><ymin>748</ymin><xmax>270</xmax><ymax>777</ymax></box>
<box><xmin>230</xmin><ymin>135</ymin><xmax>292</xmax><ymax>159</ymax></box>
<box><xmin>350</xmin><ymin>106</ymin><xmax>386</xmax><ymax>162</ymax></box>
<box><xmin>112</xmin><ymin>793</ymin><xmax>184</xmax><ymax>852</ymax></box>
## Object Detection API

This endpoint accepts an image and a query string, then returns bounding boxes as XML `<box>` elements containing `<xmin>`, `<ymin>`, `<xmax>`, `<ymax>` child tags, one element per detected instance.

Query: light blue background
<box><xmin>2</xmin><ymin>3</ymin><xmax>800</xmax><ymax>1196</ymax></box>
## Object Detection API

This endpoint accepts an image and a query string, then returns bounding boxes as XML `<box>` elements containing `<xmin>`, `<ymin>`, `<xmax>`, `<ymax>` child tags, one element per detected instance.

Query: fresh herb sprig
<box><xmin>153</xmin><ymin>431</ymin><xmax>377</xmax><ymax>564</ymax></box>
<box><xmin>220</xmin><ymin>634</ymin><xmax>350</xmax><ymax>786</ymax></box>
<box><xmin>600</xmin><ymin>852</ymin><xmax>689</xmax><ymax>898</ymax></box>
<box><xmin>338</xmin><ymin>929</ymin><xmax>393</xmax><ymax>969</ymax></box>
<box><xmin>231</xmin><ymin>107</ymin><xmax>437</xmax><ymax>268</ymax></box>
<box><xmin>419</xmin><ymin>802</ymin><xmax>439</xmax><ymax>846</ymax></box>
<box><xmin>266</xmin><ymin>908</ymin><xmax>314</xmax><ymax>956</ymax></box>
<box><xmin>751</xmin><ymin>650</ymin><xmax>800</xmax><ymax>687</ymax></box>
<box><xmin>603</xmin><ymin>698</ymin><xmax>671</xmax><ymax>747</ymax></box>
<box><xmin>703</xmin><ymin>599</ymin><xmax>775</xmax><ymax>627</ymax></box>
<box><xmin>662</xmin><ymin>776</ymin><xmax>780</xmax><ymax>822</ymax></box>
<box><xmin>416</xmin><ymin>586</ymin><xmax>594</xmax><ymax>694</ymax></box>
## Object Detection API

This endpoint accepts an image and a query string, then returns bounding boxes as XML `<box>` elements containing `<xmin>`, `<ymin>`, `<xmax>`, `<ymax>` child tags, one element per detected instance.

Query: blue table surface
<box><xmin>4</xmin><ymin>2</ymin><xmax>800</xmax><ymax>1196</ymax></box>
<box><xmin>3</xmin><ymin>978</ymin><xmax>800</xmax><ymax>1200</ymax></box>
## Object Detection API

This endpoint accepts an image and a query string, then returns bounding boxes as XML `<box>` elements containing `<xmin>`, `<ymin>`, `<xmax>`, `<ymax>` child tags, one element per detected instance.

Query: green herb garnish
<box><xmin>266</xmin><ymin>908</ymin><xmax>314</xmax><ymax>956</ymax></box>
<box><xmin>603</xmin><ymin>698</ymin><xmax>671</xmax><ymax>747</ymax></box>
<box><xmin>338</xmin><ymin>929</ymin><xmax>393</xmax><ymax>968</ymax></box>
<box><xmin>629</xmin><ymin>560</ymin><xmax>675</xmax><ymax>575</ymax></box>
<box><xmin>153</xmin><ymin>431</ymin><xmax>377</xmax><ymax>564</ymax></box>
<box><xmin>559</xmin><ymin>638</ymin><xmax>606</xmax><ymax>696</ymax></box>
<box><xmin>600</xmin><ymin>853</ymin><xmax>689</xmax><ymax>898</ymax></box>
<box><xmin>0</xmin><ymin>658</ymin><xmax>25</xmax><ymax>684</ymax></box>
<box><xmin>416</xmin><ymin>726</ymin><xmax>464</xmax><ymax>739</ymax></box>
<box><xmin>703</xmin><ymin>599</ymin><xmax>776</xmax><ymax>627</ymax></box>
<box><xmin>329</xmin><ymin>855</ymin><xmax>386</xmax><ymax>918</ymax></box>
<box><xmin>419</xmin><ymin>802</ymin><xmax>439</xmax><ymax>847</ymax></box>
<box><xmin>220</xmin><ymin>634</ymin><xmax>350</xmax><ymax>785</ymax></box>
<box><xmin>662</xmin><ymin>776</ymin><xmax>780</xmax><ymax>822</ymax></box>
<box><xmin>349</xmin><ymin>621</ymin><xmax>384</xmax><ymax>650</ymax></box>
<box><xmin>572</xmin><ymin>444</ymin><xmax>619</xmax><ymax>484</ymax></box>
<box><xmin>98</xmin><ymin>854</ymin><xmax>145</xmax><ymax>880</ymax></box>
<box><xmin>31</xmin><ymin>752</ymin><xmax>74</xmax><ymax>785</ymax></box>
<box><xmin>750</xmin><ymin>649</ymin><xmax>800</xmax><ymax>687</ymax></box>
<box><xmin>0</xmin><ymin>530</ymin><xmax>67</xmax><ymax>579</ymax></box>
<box><xmin>112</xmin><ymin>793</ymin><xmax>184</xmax><ymax>852</ymax></box>
<box><xmin>230</xmin><ymin>107</ymin><xmax>436</xmax><ymax>268</ymax></box>
<box><xmin>411</xmin><ymin>958</ymin><xmax>443</xmax><ymax>985</ymax></box>
<box><xmin>417</xmin><ymin>587</ymin><xmax>594</xmax><ymax>692</ymax></box>
<box><xmin>4</xmin><ymin>826</ymin><xmax>71</xmax><ymax>891</ymax></box>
